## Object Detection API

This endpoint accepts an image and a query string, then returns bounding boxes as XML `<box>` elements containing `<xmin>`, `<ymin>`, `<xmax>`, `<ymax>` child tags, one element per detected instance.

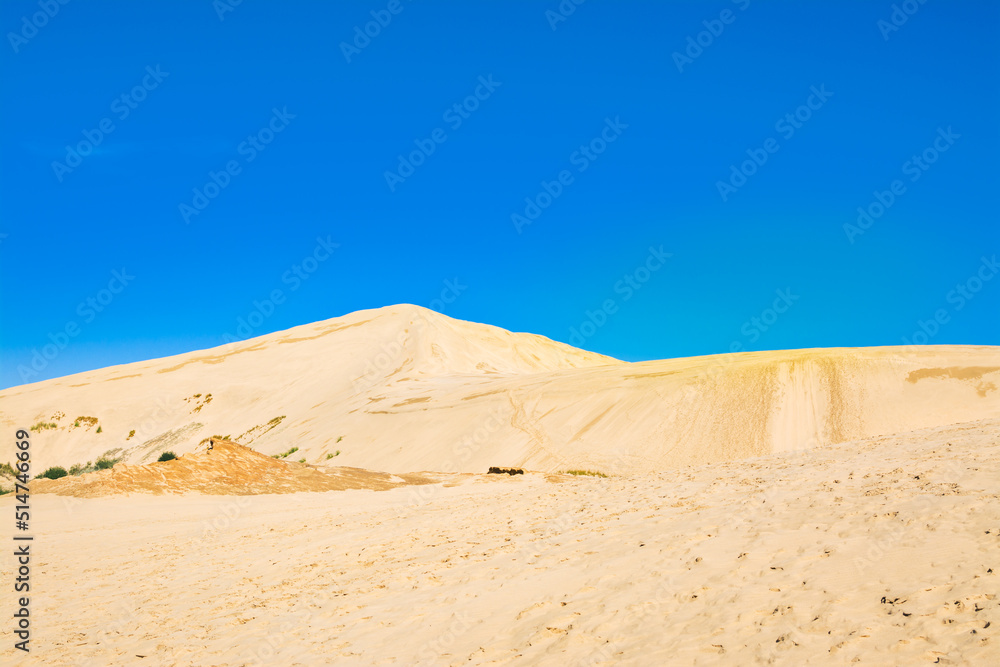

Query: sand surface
<box><xmin>2</xmin><ymin>418</ymin><xmax>997</xmax><ymax>666</ymax></box>
<box><xmin>2</xmin><ymin>305</ymin><xmax>999</xmax><ymax>475</ymax></box>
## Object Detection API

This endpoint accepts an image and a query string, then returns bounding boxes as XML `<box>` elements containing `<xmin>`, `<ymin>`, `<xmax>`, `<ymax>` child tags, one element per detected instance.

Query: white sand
<box><xmin>2</xmin><ymin>418</ymin><xmax>997</xmax><ymax>665</ymax></box>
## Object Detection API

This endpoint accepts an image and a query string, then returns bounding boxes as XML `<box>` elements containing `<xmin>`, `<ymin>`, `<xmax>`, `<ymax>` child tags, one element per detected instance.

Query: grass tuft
<box><xmin>562</xmin><ymin>469</ymin><xmax>609</xmax><ymax>478</ymax></box>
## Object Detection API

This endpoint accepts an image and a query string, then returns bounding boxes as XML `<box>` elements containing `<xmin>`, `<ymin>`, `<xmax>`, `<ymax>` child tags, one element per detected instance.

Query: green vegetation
<box><xmin>38</xmin><ymin>466</ymin><xmax>68</xmax><ymax>480</ymax></box>
<box><xmin>41</xmin><ymin>457</ymin><xmax>113</xmax><ymax>478</ymax></box>
<box><xmin>563</xmin><ymin>469</ymin><xmax>609</xmax><ymax>478</ymax></box>
<box><xmin>157</xmin><ymin>451</ymin><xmax>177</xmax><ymax>462</ymax></box>
<box><xmin>297</xmin><ymin>458</ymin><xmax>306</xmax><ymax>463</ymax></box>
<box><xmin>96</xmin><ymin>426</ymin><xmax>102</xmax><ymax>433</ymax></box>
<box><xmin>336</xmin><ymin>436</ymin><xmax>343</xmax><ymax>443</ymax></box>
<box><xmin>0</xmin><ymin>487</ymin><xmax>11</xmax><ymax>496</ymax></box>
<box><xmin>30</xmin><ymin>422</ymin><xmax>58</xmax><ymax>432</ymax></box>
<box><xmin>74</xmin><ymin>421</ymin><xmax>80</xmax><ymax>427</ymax></box>
<box><xmin>94</xmin><ymin>458</ymin><xmax>118</xmax><ymax>470</ymax></box>
<box><xmin>275</xmin><ymin>445</ymin><xmax>299</xmax><ymax>459</ymax></box>
<box><xmin>0</xmin><ymin>462</ymin><xmax>17</xmax><ymax>477</ymax></box>
<box><xmin>74</xmin><ymin>416</ymin><xmax>99</xmax><ymax>427</ymax></box>
<box><xmin>127</xmin><ymin>429</ymin><xmax>136</xmax><ymax>440</ymax></box>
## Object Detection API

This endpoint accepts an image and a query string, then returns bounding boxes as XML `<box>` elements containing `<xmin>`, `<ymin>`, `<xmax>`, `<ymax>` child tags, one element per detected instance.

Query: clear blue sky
<box><xmin>1</xmin><ymin>0</ymin><xmax>997</xmax><ymax>389</ymax></box>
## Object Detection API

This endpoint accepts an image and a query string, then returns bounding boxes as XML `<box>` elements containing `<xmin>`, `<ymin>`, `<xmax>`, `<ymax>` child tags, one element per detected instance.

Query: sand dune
<box><xmin>1</xmin><ymin>304</ymin><xmax>998</xmax><ymax>475</ymax></box>
<box><xmin>1</xmin><ymin>306</ymin><xmax>998</xmax><ymax>665</ymax></box>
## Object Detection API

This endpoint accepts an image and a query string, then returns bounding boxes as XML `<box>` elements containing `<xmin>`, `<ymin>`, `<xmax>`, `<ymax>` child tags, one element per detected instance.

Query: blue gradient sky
<box><xmin>1</xmin><ymin>0</ymin><xmax>997</xmax><ymax>389</ymax></box>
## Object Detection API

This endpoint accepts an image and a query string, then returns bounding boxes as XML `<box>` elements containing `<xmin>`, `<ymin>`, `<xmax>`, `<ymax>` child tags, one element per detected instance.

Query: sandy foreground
<box><xmin>2</xmin><ymin>418</ymin><xmax>998</xmax><ymax>666</ymax></box>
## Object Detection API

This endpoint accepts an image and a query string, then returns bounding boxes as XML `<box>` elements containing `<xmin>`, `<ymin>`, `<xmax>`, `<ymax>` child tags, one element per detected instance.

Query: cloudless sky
<box><xmin>1</xmin><ymin>0</ymin><xmax>997</xmax><ymax>389</ymax></box>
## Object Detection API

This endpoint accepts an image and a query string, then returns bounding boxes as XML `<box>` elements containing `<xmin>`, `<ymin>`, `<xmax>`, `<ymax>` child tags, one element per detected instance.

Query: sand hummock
<box><xmin>27</xmin><ymin>440</ymin><xmax>448</xmax><ymax>497</ymax></box>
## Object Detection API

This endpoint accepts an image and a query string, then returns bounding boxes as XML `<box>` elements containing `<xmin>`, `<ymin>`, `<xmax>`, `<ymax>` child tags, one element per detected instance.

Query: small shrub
<box><xmin>96</xmin><ymin>426</ymin><xmax>102</xmax><ymax>433</ymax></box>
<box><xmin>562</xmin><ymin>469</ymin><xmax>608</xmax><ymax>478</ymax></box>
<box><xmin>68</xmin><ymin>463</ymin><xmax>84</xmax><ymax>476</ymax></box>
<box><xmin>94</xmin><ymin>458</ymin><xmax>117</xmax><ymax>470</ymax></box>
<box><xmin>277</xmin><ymin>446</ymin><xmax>298</xmax><ymax>458</ymax></box>
<box><xmin>157</xmin><ymin>451</ymin><xmax>177</xmax><ymax>462</ymax></box>
<box><xmin>0</xmin><ymin>487</ymin><xmax>11</xmax><ymax>496</ymax></box>
<box><xmin>336</xmin><ymin>436</ymin><xmax>343</xmax><ymax>443</ymax></box>
<box><xmin>127</xmin><ymin>429</ymin><xmax>136</xmax><ymax>440</ymax></box>
<box><xmin>38</xmin><ymin>466</ymin><xmax>68</xmax><ymax>480</ymax></box>
<box><xmin>0</xmin><ymin>462</ymin><xmax>16</xmax><ymax>477</ymax></box>
<box><xmin>30</xmin><ymin>422</ymin><xmax>58</xmax><ymax>432</ymax></box>
<box><xmin>193</xmin><ymin>394</ymin><xmax>202</xmax><ymax>398</ymax></box>
<box><xmin>269</xmin><ymin>416</ymin><xmax>286</xmax><ymax>425</ymax></box>
<box><xmin>74</xmin><ymin>421</ymin><xmax>80</xmax><ymax>427</ymax></box>
<box><xmin>326</xmin><ymin>453</ymin><xmax>334</xmax><ymax>459</ymax></box>
<box><xmin>297</xmin><ymin>458</ymin><xmax>306</xmax><ymax>463</ymax></box>
<box><xmin>488</xmin><ymin>467</ymin><xmax>524</xmax><ymax>475</ymax></box>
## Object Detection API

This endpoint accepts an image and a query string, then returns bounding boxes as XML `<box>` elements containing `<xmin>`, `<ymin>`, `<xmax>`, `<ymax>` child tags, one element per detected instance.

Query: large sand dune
<box><xmin>1</xmin><ymin>304</ymin><xmax>998</xmax><ymax>474</ymax></box>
